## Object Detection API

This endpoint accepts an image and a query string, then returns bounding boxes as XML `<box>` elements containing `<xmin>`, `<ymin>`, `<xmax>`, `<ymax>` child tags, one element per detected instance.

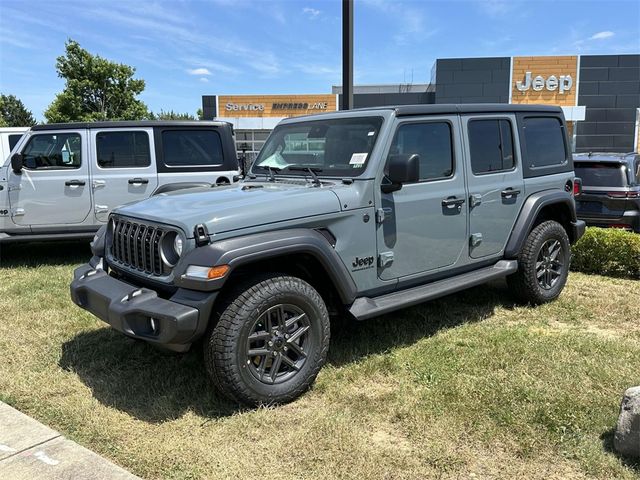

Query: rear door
<box><xmin>574</xmin><ymin>161</ymin><xmax>631</xmax><ymax>222</ymax></box>
<box><xmin>90</xmin><ymin>128</ymin><xmax>158</xmax><ymax>223</ymax></box>
<box><xmin>461</xmin><ymin>114</ymin><xmax>524</xmax><ymax>258</ymax></box>
<box><xmin>8</xmin><ymin>129</ymin><xmax>91</xmax><ymax>226</ymax></box>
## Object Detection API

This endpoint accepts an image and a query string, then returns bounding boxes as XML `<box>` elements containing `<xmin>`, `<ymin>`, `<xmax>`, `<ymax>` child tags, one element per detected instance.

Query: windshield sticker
<box><xmin>349</xmin><ymin>153</ymin><xmax>368</xmax><ymax>165</ymax></box>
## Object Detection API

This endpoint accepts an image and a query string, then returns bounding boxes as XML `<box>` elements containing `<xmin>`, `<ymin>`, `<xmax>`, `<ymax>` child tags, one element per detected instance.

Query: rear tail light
<box><xmin>573</xmin><ymin>178</ymin><xmax>582</xmax><ymax>196</ymax></box>
<box><xmin>607</xmin><ymin>191</ymin><xmax>640</xmax><ymax>199</ymax></box>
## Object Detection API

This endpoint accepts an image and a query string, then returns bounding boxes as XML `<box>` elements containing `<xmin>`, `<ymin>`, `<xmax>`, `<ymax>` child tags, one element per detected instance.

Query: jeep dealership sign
<box><xmin>516</xmin><ymin>71</ymin><xmax>573</xmax><ymax>94</ymax></box>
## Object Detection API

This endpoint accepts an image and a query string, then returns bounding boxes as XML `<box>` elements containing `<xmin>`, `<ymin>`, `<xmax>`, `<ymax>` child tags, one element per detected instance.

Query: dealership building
<box><xmin>202</xmin><ymin>53</ymin><xmax>640</xmax><ymax>160</ymax></box>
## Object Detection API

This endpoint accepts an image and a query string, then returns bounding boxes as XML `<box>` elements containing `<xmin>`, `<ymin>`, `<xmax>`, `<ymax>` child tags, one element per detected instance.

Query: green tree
<box><xmin>0</xmin><ymin>94</ymin><xmax>37</xmax><ymax>126</ymax></box>
<box><xmin>44</xmin><ymin>40</ymin><xmax>149</xmax><ymax>123</ymax></box>
<box><xmin>148</xmin><ymin>109</ymin><xmax>197</xmax><ymax>120</ymax></box>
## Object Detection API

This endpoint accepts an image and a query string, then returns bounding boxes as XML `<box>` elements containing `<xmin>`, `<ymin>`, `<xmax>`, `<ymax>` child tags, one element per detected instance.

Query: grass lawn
<box><xmin>1</xmin><ymin>241</ymin><xmax>639</xmax><ymax>479</ymax></box>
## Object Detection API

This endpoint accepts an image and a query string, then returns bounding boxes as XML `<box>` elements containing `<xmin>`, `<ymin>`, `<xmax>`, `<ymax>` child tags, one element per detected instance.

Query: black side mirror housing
<box><xmin>381</xmin><ymin>154</ymin><xmax>420</xmax><ymax>193</ymax></box>
<box><xmin>11</xmin><ymin>153</ymin><xmax>24</xmax><ymax>174</ymax></box>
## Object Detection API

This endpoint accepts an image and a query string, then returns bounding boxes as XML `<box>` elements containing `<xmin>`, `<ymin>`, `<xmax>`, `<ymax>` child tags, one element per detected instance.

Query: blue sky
<box><xmin>1</xmin><ymin>0</ymin><xmax>639</xmax><ymax>120</ymax></box>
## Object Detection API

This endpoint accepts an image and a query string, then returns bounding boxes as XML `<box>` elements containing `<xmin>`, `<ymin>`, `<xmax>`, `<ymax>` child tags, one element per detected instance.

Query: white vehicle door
<box><xmin>8</xmin><ymin>129</ymin><xmax>92</xmax><ymax>226</ymax></box>
<box><xmin>90</xmin><ymin>128</ymin><xmax>159</xmax><ymax>223</ymax></box>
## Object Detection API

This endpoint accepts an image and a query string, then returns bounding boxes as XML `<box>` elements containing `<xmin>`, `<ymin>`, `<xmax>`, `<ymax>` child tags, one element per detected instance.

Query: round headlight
<box><xmin>174</xmin><ymin>235</ymin><xmax>183</xmax><ymax>257</ymax></box>
<box><xmin>160</xmin><ymin>231</ymin><xmax>183</xmax><ymax>267</ymax></box>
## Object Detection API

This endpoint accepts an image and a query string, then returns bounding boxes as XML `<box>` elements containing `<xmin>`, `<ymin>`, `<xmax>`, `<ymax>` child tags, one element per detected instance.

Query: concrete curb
<box><xmin>0</xmin><ymin>402</ymin><xmax>140</xmax><ymax>479</ymax></box>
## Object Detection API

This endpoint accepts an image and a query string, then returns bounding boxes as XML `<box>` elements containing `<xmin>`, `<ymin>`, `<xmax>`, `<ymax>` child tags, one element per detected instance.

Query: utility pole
<box><xmin>341</xmin><ymin>0</ymin><xmax>353</xmax><ymax>110</ymax></box>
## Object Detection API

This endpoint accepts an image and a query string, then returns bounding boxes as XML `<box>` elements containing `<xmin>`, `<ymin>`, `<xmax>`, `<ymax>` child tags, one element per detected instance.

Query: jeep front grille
<box><xmin>109</xmin><ymin>218</ymin><xmax>167</xmax><ymax>276</ymax></box>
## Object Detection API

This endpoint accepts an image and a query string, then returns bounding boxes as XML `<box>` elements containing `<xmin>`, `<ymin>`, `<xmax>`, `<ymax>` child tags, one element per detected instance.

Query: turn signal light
<box><xmin>207</xmin><ymin>265</ymin><xmax>230</xmax><ymax>279</ymax></box>
<box><xmin>185</xmin><ymin>264</ymin><xmax>230</xmax><ymax>280</ymax></box>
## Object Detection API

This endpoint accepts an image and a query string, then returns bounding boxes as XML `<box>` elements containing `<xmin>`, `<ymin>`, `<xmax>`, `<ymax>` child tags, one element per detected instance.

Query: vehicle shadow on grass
<box><xmin>0</xmin><ymin>240</ymin><xmax>91</xmax><ymax>268</ymax></box>
<box><xmin>600</xmin><ymin>428</ymin><xmax>640</xmax><ymax>473</ymax></box>
<box><xmin>59</xmin><ymin>280</ymin><xmax>516</xmax><ymax>423</ymax></box>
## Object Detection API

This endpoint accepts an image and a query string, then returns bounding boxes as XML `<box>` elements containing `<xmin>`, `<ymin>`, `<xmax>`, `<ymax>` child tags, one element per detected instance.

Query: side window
<box><xmin>468</xmin><ymin>119</ymin><xmax>515</xmax><ymax>174</ymax></box>
<box><xmin>162</xmin><ymin>130</ymin><xmax>223</xmax><ymax>167</ymax></box>
<box><xmin>8</xmin><ymin>134</ymin><xmax>23</xmax><ymax>151</ymax></box>
<box><xmin>389</xmin><ymin>122</ymin><xmax>453</xmax><ymax>181</ymax></box>
<box><xmin>523</xmin><ymin>117</ymin><xmax>566</xmax><ymax>168</ymax></box>
<box><xmin>96</xmin><ymin>131</ymin><xmax>151</xmax><ymax>168</ymax></box>
<box><xmin>21</xmin><ymin>133</ymin><xmax>82</xmax><ymax>170</ymax></box>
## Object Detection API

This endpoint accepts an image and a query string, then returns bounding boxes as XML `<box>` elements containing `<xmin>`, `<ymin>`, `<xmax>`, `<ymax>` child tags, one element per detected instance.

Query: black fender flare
<box><xmin>504</xmin><ymin>190</ymin><xmax>580</xmax><ymax>258</ymax></box>
<box><xmin>153</xmin><ymin>182</ymin><xmax>211</xmax><ymax>195</ymax></box>
<box><xmin>172</xmin><ymin>228</ymin><xmax>358</xmax><ymax>304</ymax></box>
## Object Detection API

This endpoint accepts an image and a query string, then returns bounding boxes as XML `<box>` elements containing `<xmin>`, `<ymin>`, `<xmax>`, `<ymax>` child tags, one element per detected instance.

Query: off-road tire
<box><xmin>507</xmin><ymin>220</ymin><xmax>571</xmax><ymax>305</ymax></box>
<box><xmin>204</xmin><ymin>274</ymin><xmax>330</xmax><ymax>406</ymax></box>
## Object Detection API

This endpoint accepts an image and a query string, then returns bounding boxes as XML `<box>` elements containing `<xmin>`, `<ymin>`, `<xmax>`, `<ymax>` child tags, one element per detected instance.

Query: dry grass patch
<box><xmin>1</xmin><ymin>242</ymin><xmax>639</xmax><ymax>479</ymax></box>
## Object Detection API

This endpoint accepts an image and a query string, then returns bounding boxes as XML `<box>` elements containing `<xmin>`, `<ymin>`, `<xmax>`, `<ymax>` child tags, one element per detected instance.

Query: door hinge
<box><xmin>469</xmin><ymin>194</ymin><xmax>482</xmax><ymax>208</ymax></box>
<box><xmin>378</xmin><ymin>251</ymin><xmax>394</xmax><ymax>268</ymax></box>
<box><xmin>94</xmin><ymin>205</ymin><xmax>109</xmax><ymax>214</ymax></box>
<box><xmin>92</xmin><ymin>180</ymin><xmax>106</xmax><ymax>189</ymax></box>
<box><xmin>8</xmin><ymin>184</ymin><xmax>21</xmax><ymax>192</ymax></box>
<box><xmin>470</xmin><ymin>233</ymin><xmax>483</xmax><ymax>248</ymax></box>
<box><xmin>376</xmin><ymin>207</ymin><xmax>392</xmax><ymax>224</ymax></box>
<box><xmin>11</xmin><ymin>208</ymin><xmax>25</xmax><ymax>217</ymax></box>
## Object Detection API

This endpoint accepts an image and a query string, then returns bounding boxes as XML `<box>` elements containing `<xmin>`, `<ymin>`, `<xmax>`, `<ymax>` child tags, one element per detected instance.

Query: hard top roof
<box><xmin>30</xmin><ymin>120</ymin><xmax>230</xmax><ymax>131</ymax></box>
<box><xmin>282</xmin><ymin>103</ymin><xmax>564</xmax><ymax>122</ymax></box>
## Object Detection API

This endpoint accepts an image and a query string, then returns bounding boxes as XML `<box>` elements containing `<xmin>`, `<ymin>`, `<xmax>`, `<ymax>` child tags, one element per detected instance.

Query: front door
<box><xmin>376</xmin><ymin>116</ymin><xmax>468</xmax><ymax>281</ymax></box>
<box><xmin>90</xmin><ymin>128</ymin><xmax>158</xmax><ymax>223</ymax></box>
<box><xmin>461</xmin><ymin>114</ymin><xmax>525</xmax><ymax>258</ymax></box>
<box><xmin>8</xmin><ymin>130</ymin><xmax>92</xmax><ymax>226</ymax></box>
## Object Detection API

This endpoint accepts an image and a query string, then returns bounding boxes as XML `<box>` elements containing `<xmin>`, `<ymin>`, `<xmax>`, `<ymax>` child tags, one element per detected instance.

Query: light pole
<box><xmin>341</xmin><ymin>0</ymin><xmax>353</xmax><ymax>110</ymax></box>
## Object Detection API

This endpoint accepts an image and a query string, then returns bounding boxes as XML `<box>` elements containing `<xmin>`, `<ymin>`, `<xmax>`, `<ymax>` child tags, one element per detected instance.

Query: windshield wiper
<box><xmin>286</xmin><ymin>166</ymin><xmax>323</xmax><ymax>187</ymax></box>
<box><xmin>253</xmin><ymin>165</ymin><xmax>281</xmax><ymax>182</ymax></box>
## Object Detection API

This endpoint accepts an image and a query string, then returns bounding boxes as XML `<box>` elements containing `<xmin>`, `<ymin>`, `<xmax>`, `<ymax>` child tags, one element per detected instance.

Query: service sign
<box><xmin>218</xmin><ymin>94</ymin><xmax>337</xmax><ymax>118</ymax></box>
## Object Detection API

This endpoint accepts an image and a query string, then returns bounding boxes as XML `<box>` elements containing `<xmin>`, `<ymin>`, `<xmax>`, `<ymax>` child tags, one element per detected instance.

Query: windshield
<box><xmin>575</xmin><ymin>162</ymin><xmax>628</xmax><ymax>187</ymax></box>
<box><xmin>252</xmin><ymin>116</ymin><xmax>384</xmax><ymax>177</ymax></box>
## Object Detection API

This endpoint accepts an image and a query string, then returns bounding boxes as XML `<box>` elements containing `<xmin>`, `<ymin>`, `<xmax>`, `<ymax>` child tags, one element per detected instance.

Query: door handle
<box><xmin>501</xmin><ymin>188</ymin><xmax>521</xmax><ymax>198</ymax></box>
<box><xmin>442</xmin><ymin>196</ymin><xmax>466</xmax><ymax>208</ymax></box>
<box><xmin>128</xmin><ymin>178</ymin><xmax>149</xmax><ymax>185</ymax></box>
<box><xmin>65</xmin><ymin>180</ymin><xmax>86</xmax><ymax>186</ymax></box>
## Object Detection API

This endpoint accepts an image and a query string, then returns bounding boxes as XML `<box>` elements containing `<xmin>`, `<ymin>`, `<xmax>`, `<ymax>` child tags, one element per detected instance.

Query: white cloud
<box><xmin>303</xmin><ymin>7</ymin><xmax>320</xmax><ymax>19</ymax></box>
<box><xmin>199</xmin><ymin>77</ymin><xmax>209</xmax><ymax>83</ymax></box>
<box><xmin>187</xmin><ymin>67</ymin><xmax>212</xmax><ymax>76</ymax></box>
<box><xmin>590</xmin><ymin>31</ymin><xmax>614</xmax><ymax>40</ymax></box>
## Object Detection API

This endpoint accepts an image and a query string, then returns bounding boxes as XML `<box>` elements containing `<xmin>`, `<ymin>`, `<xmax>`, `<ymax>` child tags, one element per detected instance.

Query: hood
<box><xmin>114</xmin><ymin>181</ymin><xmax>342</xmax><ymax>237</ymax></box>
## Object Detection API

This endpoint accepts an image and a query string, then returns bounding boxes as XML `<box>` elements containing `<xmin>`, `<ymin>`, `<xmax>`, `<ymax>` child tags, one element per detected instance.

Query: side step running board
<box><xmin>349</xmin><ymin>260</ymin><xmax>518</xmax><ymax>320</ymax></box>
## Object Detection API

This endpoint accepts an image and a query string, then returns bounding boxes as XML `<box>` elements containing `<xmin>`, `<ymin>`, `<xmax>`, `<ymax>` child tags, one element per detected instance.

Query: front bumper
<box><xmin>70</xmin><ymin>262</ymin><xmax>217</xmax><ymax>351</ymax></box>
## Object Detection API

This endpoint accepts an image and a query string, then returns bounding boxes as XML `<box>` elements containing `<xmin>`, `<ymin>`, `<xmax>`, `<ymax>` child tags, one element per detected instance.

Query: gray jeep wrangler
<box><xmin>71</xmin><ymin>104</ymin><xmax>586</xmax><ymax>406</ymax></box>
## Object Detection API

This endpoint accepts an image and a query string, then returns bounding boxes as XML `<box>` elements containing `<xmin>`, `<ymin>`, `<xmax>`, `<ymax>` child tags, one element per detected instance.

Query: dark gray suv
<box><xmin>574</xmin><ymin>152</ymin><xmax>640</xmax><ymax>233</ymax></box>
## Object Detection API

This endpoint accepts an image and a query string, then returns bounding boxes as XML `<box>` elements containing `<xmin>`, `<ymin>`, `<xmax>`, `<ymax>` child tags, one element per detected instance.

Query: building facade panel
<box><xmin>511</xmin><ymin>56</ymin><xmax>578</xmax><ymax>106</ymax></box>
<box><xmin>576</xmin><ymin>54</ymin><xmax>640</xmax><ymax>152</ymax></box>
<box><xmin>435</xmin><ymin>57</ymin><xmax>510</xmax><ymax>104</ymax></box>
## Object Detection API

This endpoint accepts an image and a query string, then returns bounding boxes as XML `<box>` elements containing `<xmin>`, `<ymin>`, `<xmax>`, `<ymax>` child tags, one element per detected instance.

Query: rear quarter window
<box><xmin>8</xmin><ymin>134</ymin><xmax>23</xmax><ymax>151</ymax></box>
<box><xmin>161</xmin><ymin>129</ymin><xmax>223</xmax><ymax>167</ymax></box>
<box><xmin>522</xmin><ymin>117</ymin><xmax>567</xmax><ymax>169</ymax></box>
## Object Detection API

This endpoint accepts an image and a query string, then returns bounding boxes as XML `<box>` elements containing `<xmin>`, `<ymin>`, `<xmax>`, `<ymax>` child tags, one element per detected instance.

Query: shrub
<box><xmin>571</xmin><ymin>227</ymin><xmax>640</xmax><ymax>279</ymax></box>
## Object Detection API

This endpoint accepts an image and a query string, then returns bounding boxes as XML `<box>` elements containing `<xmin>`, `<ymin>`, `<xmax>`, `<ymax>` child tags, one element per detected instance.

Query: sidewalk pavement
<box><xmin>0</xmin><ymin>401</ymin><xmax>140</xmax><ymax>479</ymax></box>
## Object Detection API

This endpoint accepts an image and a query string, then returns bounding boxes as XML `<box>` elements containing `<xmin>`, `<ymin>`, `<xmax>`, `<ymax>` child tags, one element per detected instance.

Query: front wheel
<box><xmin>204</xmin><ymin>274</ymin><xmax>330</xmax><ymax>406</ymax></box>
<box><xmin>507</xmin><ymin>220</ymin><xmax>571</xmax><ymax>304</ymax></box>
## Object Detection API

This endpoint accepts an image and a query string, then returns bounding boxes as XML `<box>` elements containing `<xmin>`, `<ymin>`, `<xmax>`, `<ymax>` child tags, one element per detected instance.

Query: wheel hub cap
<box><xmin>536</xmin><ymin>239</ymin><xmax>564</xmax><ymax>290</ymax></box>
<box><xmin>245</xmin><ymin>304</ymin><xmax>311</xmax><ymax>385</ymax></box>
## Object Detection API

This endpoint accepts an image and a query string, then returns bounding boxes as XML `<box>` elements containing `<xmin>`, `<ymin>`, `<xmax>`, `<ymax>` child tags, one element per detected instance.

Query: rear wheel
<box><xmin>204</xmin><ymin>274</ymin><xmax>330</xmax><ymax>406</ymax></box>
<box><xmin>507</xmin><ymin>220</ymin><xmax>571</xmax><ymax>304</ymax></box>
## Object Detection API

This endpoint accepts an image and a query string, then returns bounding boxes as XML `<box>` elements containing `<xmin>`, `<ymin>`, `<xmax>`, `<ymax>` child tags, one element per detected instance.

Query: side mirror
<box><xmin>11</xmin><ymin>153</ymin><xmax>24</xmax><ymax>174</ymax></box>
<box><xmin>382</xmin><ymin>154</ymin><xmax>419</xmax><ymax>193</ymax></box>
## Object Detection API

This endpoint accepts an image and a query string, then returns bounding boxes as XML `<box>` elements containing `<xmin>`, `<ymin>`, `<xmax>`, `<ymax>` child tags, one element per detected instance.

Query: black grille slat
<box><xmin>109</xmin><ymin>218</ymin><xmax>169</xmax><ymax>277</ymax></box>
